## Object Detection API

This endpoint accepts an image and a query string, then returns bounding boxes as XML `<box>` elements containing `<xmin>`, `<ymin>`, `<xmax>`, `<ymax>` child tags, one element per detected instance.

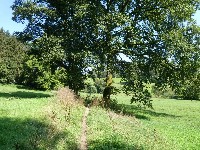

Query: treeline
<box><xmin>0</xmin><ymin>27</ymin><xmax>199</xmax><ymax>100</ymax></box>
<box><xmin>1</xmin><ymin>0</ymin><xmax>200</xmax><ymax>106</ymax></box>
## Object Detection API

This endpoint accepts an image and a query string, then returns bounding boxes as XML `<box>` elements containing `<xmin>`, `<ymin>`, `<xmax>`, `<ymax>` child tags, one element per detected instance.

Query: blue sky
<box><xmin>0</xmin><ymin>0</ymin><xmax>200</xmax><ymax>34</ymax></box>
<box><xmin>0</xmin><ymin>0</ymin><xmax>26</xmax><ymax>34</ymax></box>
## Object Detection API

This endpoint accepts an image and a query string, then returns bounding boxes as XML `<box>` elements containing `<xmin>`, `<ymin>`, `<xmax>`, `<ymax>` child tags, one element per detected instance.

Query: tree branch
<box><xmin>120</xmin><ymin>0</ymin><xmax>131</xmax><ymax>12</ymax></box>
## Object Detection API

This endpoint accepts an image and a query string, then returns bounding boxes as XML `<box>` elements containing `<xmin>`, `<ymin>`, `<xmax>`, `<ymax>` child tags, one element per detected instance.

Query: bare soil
<box><xmin>80</xmin><ymin>107</ymin><xmax>89</xmax><ymax>150</ymax></box>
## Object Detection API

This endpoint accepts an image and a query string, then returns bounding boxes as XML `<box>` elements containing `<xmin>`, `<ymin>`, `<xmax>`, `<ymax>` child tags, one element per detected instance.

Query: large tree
<box><xmin>12</xmin><ymin>0</ymin><xmax>94</xmax><ymax>92</ymax></box>
<box><xmin>12</xmin><ymin>0</ymin><xmax>200</xmax><ymax>106</ymax></box>
<box><xmin>0</xmin><ymin>28</ymin><xmax>27</xmax><ymax>84</ymax></box>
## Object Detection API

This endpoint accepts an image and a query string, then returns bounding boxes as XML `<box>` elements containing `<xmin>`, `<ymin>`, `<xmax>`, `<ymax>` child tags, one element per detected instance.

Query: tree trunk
<box><xmin>103</xmin><ymin>72</ymin><xmax>112</xmax><ymax>107</ymax></box>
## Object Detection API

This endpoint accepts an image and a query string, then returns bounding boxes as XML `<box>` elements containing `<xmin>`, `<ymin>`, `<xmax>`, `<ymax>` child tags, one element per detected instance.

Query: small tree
<box><xmin>22</xmin><ymin>35</ymin><xmax>67</xmax><ymax>90</ymax></box>
<box><xmin>175</xmin><ymin>73</ymin><xmax>200</xmax><ymax>100</ymax></box>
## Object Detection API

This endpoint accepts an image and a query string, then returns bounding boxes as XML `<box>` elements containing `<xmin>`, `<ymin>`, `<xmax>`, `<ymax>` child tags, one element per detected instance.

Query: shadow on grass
<box><xmin>88</xmin><ymin>137</ymin><xmax>143</xmax><ymax>150</ymax></box>
<box><xmin>0</xmin><ymin>117</ymin><xmax>78</xmax><ymax>150</ymax></box>
<box><xmin>0</xmin><ymin>91</ymin><xmax>51</xmax><ymax>99</ymax></box>
<box><xmin>110</xmin><ymin>104</ymin><xmax>180</xmax><ymax>120</ymax></box>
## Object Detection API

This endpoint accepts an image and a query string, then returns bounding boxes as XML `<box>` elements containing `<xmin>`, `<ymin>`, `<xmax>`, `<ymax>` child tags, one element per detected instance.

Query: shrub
<box><xmin>22</xmin><ymin>56</ymin><xmax>67</xmax><ymax>90</ymax></box>
<box><xmin>94</xmin><ymin>78</ymin><xmax>105</xmax><ymax>93</ymax></box>
<box><xmin>56</xmin><ymin>87</ymin><xmax>77</xmax><ymax>106</ymax></box>
<box><xmin>175</xmin><ymin>75</ymin><xmax>200</xmax><ymax>100</ymax></box>
<box><xmin>83</xmin><ymin>78</ymin><xmax>105</xmax><ymax>94</ymax></box>
<box><xmin>152</xmin><ymin>85</ymin><xmax>174</xmax><ymax>98</ymax></box>
<box><xmin>89</xmin><ymin>86</ymin><xmax>97</xmax><ymax>93</ymax></box>
<box><xmin>84</xmin><ymin>95</ymin><xmax>95</xmax><ymax>107</ymax></box>
<box><xmin>83</xmin><ymin>94</ymin><xmax>118</xmax><ymax>109</ymax></box>
<box><xmin>84</xmin><ymin>84</ymin><xmax>97</xmax><ymax>94</ymax></box>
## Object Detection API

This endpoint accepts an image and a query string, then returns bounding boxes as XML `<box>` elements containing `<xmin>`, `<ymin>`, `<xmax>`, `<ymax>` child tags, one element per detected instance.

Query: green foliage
<box><xmin>152</xmin><ymin>85</ymin><xmax>175</xmax><ymax>98</ymax></box>
<box><xmin>175</xmin><ymin>74</ymin><xmax>200</xmax><ymax>100</ymax></box>
<box><xmin>83</xmin><ymin>95</ymin><xmax>99</xmax><ymax>107</ymax></box>
<box><xmin>94</xmin><ymin>78</ymin><xmax>105</xmax><ymax>93</ymax></box>
<box><xmin>21</xmin><ymin>35</ymin><xmax>67</xmax><ymax>90</ymax></box>
<box><xmin>0</xmin><ymin>28</ymin><xmax>26</xmax><ymax>84</ymax></box>
<box><xmin>12</xmin><ymin>0</ymin><xmax>200</xmax><ymax>106</ymax></box>
<box><xmin>131</xmin><ymin>89</ymin><xmax>152</xmax><ymax>108</ymax></box>
<box><xmin>22</xmin><ymin>55</ymin><xmax>67</xmax><ymax>90</ymax></box>
<box><xmin>12</xmin><ymin>0</ymin><xmax>90</xmax><ymax>93</ymax></box>
<box><xmin>84</xmin><ymin>78</ymin><xmax>105</xmax><ymax>94</ymax></box>
<box><xmin>85</xmin><ymin>85</ymin><xmax>97</xmax><ymax>94</ymax></box>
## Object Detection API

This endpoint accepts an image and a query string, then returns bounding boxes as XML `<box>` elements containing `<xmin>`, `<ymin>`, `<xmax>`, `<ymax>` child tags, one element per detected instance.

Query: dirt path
<box><xmin>80</xmin><ymin>107</ymin><xmax>89</xmax><ymax>150</ymax></box>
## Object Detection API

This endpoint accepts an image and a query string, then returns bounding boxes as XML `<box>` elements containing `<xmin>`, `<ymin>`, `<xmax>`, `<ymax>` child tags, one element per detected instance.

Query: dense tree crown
<box><xmin>12</xmin><ymin>0</ymin><xmax>200</xmax><ymax>105</ymax></box>
<box><xmin>0</xmin><ymin>28</ymin><xmax>27</xmax><ymax>84</ymax></box>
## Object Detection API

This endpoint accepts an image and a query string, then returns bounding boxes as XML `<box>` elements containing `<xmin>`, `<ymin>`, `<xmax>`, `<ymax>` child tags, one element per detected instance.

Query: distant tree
<box><xmin>12</xmin><ymin>0</ymin><xmax>200</xmax><ymax>106</ymax></box>
<box><xmin>175</xmin><ymin>73</ymin><xmax>200</xmax><ymax>100</ymax></box>
<box><xmin>0</xmin><ymin>28</ymin><xmax>26</xmax><ymax>84</ymax></box>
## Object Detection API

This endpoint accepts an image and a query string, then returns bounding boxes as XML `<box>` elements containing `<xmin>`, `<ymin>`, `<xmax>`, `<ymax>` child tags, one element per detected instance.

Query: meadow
<box><xmin>0</xmin><ymin>84</ymin><xmax>85</xmax><ymax>149</ymax></box>
<box><xmin>0</xmin><ymin>84</ymin><xmax>200</xmax><ymax>149</ymax></box>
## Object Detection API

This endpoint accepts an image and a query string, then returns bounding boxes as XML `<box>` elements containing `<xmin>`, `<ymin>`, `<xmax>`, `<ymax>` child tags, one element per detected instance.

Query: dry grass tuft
<box><xmin>56</xmin><ymin>87</ymin><xmax>77</xmax><ymax>106</ymax></box>
<box><xmin>42</xmin><ymin>87</ymin><xmax>85</xmax><ymax>149</ymax></box>
<box><xmin>46</xmin><ymin>87</ymin><xmax>80</xmax><ymax>125</ymax></box>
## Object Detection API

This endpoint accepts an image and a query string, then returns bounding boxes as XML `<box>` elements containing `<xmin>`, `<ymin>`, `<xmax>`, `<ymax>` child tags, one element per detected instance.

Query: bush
<box><xmin>56</xmin><ymin>87</ymin><xmax>77</xmax><ymax>106</ymax></box>
<box><xmin>89</xmin><ymin>86</ymin><xmax>97</xmax><ymax>93</ymax></box>
<box><xmin>175</xmin><ymin>75</ymin><xmax>200</xmax><ymax>100</ymax></box>
<box><xmin>82</xmin><ymin>94</ymin><xmax>118</xmax><ymax>109</ymax></box>
<box><xmin>55</xmin><ymin>87</ymin><xmax>78</xmax><ymax>121</ymax></box>
<box><xmin>84</xmin><ymin>84</ymin><xmax>97</xmax><ymax>94</ymax></box>
<box><xmin>152</xmin><ymin>85</ymin><xmax>174</xmax><ymax>98</ymax></box>
<box><xmin>22</xmin><ymin>56</ymin><xmax>67</xmax><ymax>90</ymax></box>
<box><xmin>94</xmin><ymin>78</ymin><xmax>105</xmax><ymax>93</ymax></box>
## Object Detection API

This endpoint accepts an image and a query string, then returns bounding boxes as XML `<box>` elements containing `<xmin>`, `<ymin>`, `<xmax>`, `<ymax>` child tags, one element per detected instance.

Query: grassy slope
<box><xmin>87</xmin><ymin>107</ymin><xmax>173</xmax><ymax>150</ymax></box>
<box><xmin>86</xmin><ymin>94</ymin><xmax>200</xmax><ymax>150</ymax></box>
<box><xmin>0</xmin><ymin>84</ymin><xmax>84</xmax><ymax>150</ymax></box>
<box><xmin>115</xmin><ymin>96</ymin><xmax>200</xmax><ymax>149</ymax></box>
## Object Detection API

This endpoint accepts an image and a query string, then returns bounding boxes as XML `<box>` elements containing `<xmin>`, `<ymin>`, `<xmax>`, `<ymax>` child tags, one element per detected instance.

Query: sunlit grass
<box><xmin>87</xmin><ymin>106</ymin><xmax>173</xmax><ymax>150</ymax></box>
<box><xmin>142</xmin><ymin>98</ymin><xmax>200</xmax><ymax>149</ymax></box>
<box><xmin>1</xmin><ymin>84</ymin><xmax>199</xmax><ymax>149</ymax></box>
<box><xmin>85</xmin><ymin>92</ymin><xmax>200</xmax><ymax>150</ymax></box>
<box><xmin>0</xmin><ymin>84</ymin><xmax>84</xmax><ymax>149</ymax></box>
<box><xmin>115</xmin><ymin>96</ymin><xmax>200</xmax><ymax>149</ymax></box>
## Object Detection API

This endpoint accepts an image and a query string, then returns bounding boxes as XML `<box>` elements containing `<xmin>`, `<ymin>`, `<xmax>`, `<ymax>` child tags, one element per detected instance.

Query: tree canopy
<box><xmin>0</xmin><ymin>28</ymin><xmax>27</xmax><ymax>84</ymax></box>
<box><xmin>12</xmin><ymin>0</ymin><xmax>200</xmax><ymax>106</ymax></box>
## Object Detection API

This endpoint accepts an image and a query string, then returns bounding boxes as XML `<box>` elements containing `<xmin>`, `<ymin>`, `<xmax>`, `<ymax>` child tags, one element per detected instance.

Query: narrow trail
<box><xmin>80</xmin><ymin>107</ymin><xmax>89</xmax><ymax>150</ymax></box>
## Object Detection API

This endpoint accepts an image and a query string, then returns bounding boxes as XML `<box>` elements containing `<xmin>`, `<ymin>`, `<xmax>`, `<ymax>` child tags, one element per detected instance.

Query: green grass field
<box><xmin>0</xmin><ymin>84</ymin><xmax>84</xmax><ymax>149</ymax></box>
<box><xmin>85</xmin><ymin>94</ymin><xmax>200</xmax><ymax>150</ymax></box>
<box><xmin>0</xmin><ymin>84</ymin><xmax>200</xmax><ymax>149</ymax></box>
